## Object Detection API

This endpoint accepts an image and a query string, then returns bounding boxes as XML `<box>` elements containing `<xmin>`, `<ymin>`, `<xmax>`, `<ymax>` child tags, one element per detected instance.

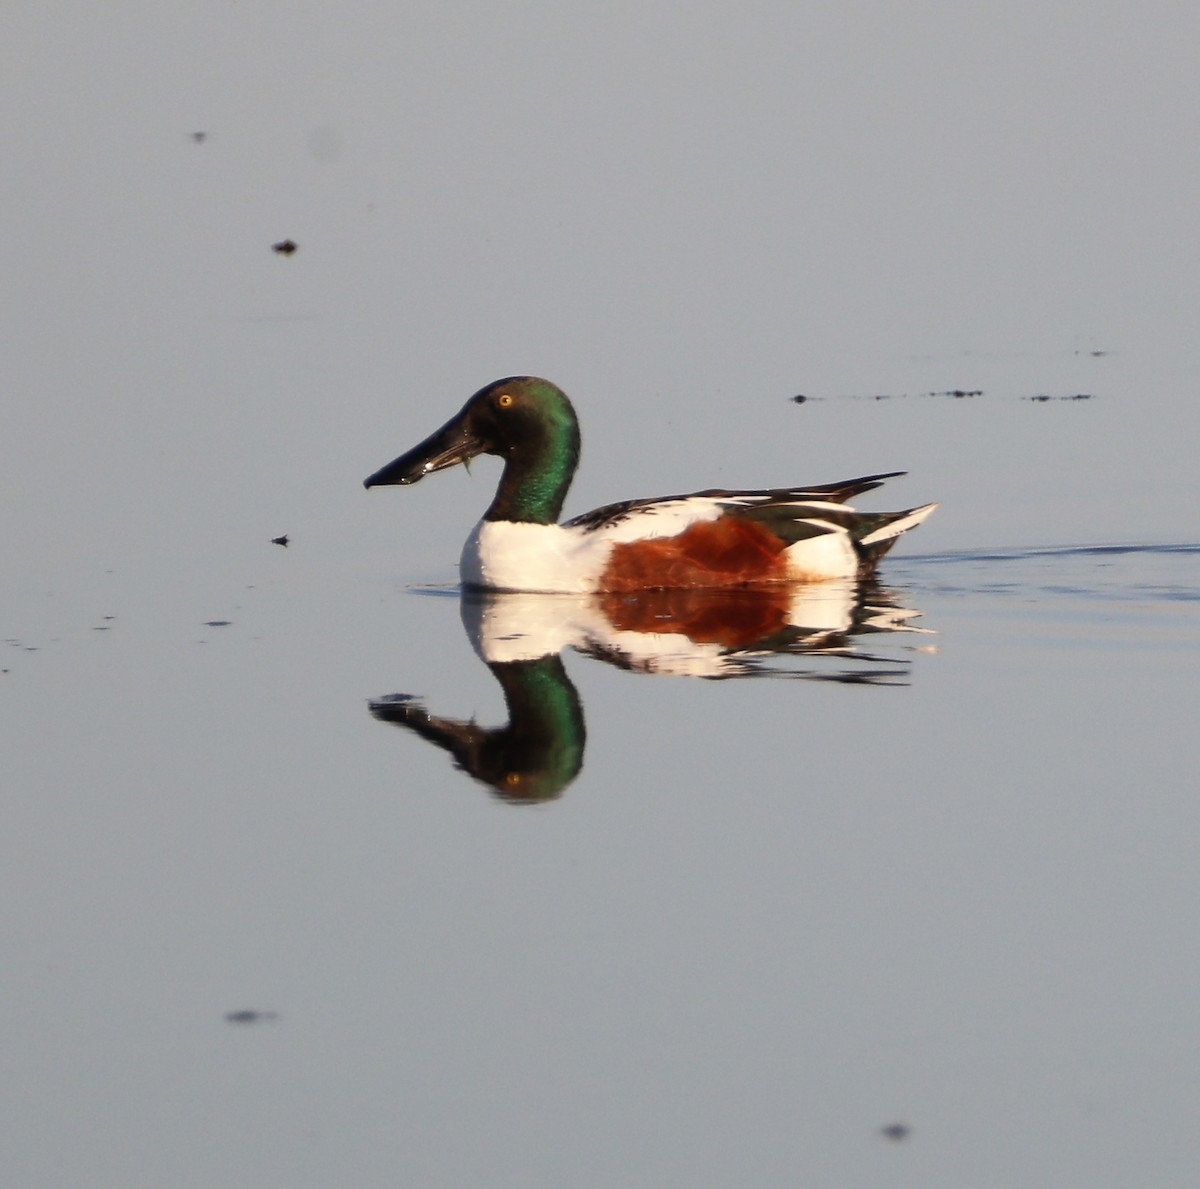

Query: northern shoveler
<box><xmin>364</xmin><ymin>377</ymin><xmax>937</xmax><ymax>592</ymax></box>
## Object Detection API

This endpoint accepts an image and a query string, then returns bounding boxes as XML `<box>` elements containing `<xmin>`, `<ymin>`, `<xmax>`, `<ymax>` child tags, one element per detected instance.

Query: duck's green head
<box><xmin>364</xmin><ymin>376</ymin><xmax>581</xmax><ymax>524</ymax></box>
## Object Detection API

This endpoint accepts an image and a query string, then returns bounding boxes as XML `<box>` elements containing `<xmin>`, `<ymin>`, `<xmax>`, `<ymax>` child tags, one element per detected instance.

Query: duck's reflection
<box><xmin>370</xmin><ymin>582</ymin><xmax>930</xmax><ymax>803</ymax></box>
<box><xmin>370</xmin><ymin>653</ymin><xmax>585</xmax><ymax>803</ymax></box>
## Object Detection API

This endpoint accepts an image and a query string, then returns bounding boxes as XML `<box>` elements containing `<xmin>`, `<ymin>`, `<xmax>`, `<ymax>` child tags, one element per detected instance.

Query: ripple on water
<box><xmin>900</xmin><ymin>542</ymin><xmax>1200</xmax><ymax>606</ymax></box>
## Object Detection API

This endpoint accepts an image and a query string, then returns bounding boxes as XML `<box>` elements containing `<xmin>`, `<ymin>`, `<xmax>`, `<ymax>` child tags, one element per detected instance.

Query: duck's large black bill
<box><xmin>364</xmin><ymin>412</ymin><xmax>488</xmax><ymax>488</ymax></box>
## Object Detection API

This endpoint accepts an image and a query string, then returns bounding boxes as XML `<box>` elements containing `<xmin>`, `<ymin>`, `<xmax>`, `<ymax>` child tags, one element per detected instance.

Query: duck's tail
<box><xmin>855</xmin><ymin>502</ymin><xmax>939</xmax><ymax>573</ymax></box>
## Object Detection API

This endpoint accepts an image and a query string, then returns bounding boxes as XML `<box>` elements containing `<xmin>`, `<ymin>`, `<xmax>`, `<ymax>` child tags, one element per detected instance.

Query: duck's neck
<box><xmin>484</xmin><ymin>413</ymin><xmax>580</xmax><ymax>525</ymax></box>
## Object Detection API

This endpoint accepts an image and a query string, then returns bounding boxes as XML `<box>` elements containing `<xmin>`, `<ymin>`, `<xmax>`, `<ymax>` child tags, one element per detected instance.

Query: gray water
<box><xmin>5</xmin><ymin>6</ymin><xmax>1199</xmax><ymax>1188</ymax></box>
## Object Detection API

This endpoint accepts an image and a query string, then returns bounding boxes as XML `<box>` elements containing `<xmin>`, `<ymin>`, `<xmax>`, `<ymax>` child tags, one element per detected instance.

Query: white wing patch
<box><xmin>595</xmin><ymin>497</ymin><xmax>727</xmax><ymax>542</ymax></box>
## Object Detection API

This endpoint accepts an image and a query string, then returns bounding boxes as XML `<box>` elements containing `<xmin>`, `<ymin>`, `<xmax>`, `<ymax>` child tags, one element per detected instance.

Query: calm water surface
<box><xmin>5</xmin><ymin>543</ymin><xmax>1198</xmax><ymax>1188</ymax></box>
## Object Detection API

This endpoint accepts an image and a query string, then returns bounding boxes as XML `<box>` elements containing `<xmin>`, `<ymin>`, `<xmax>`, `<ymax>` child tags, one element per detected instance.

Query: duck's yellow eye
<box><xmin>497</xmin><ymin>392</ymin><xmax>514</xmax><ymax>408</ymax></box>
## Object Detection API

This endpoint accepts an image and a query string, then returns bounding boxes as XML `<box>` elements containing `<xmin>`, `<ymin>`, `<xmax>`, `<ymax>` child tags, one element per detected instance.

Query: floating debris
<box><xmin>272</xmin><ymin>239</ymin><xmax>298</xmax><ymax>255</ymax></box>
<box><xmin>191</xmin><ymin>131</ymin><xmax>207</xmax><ymax>143</ymax></box>
<box><xmin>225</xmin><ymin>1009</ymin><xmax>279</xmax><ymax>1025</ymax></box>
<box><xmin>203</xmin><ymin>620</ymin><xmax>232</xmax><ymax>628</ymax></box>
<box><xmin>880</xmin><ymin>1123</ymin><xmax>911</xmax><ymax>1141</ymax></box>
<box><xmin>271</xmin><ymin>534</ymin><xmax>289</xmax><ymax>547</ymax></box>
<box><xmin>786</xmin><ymin>387</ymin><xmax>1099</xmax><ymax>404</ymax></box>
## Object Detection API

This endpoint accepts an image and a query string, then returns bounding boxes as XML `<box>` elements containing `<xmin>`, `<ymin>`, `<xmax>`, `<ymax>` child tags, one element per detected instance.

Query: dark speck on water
<box><xmin>272</xmin><ymin>239</ymin><xmax>297</xmax><ymax>255</ymax></box>
<box><xmin>792</xmin><ymin>388</ymin><xmax>1095</xmax><ymax>404</ymax></box>
<box><xmin>225</xmin><ymin>1009</ymin><xmax>279</xmax><ymax>1024</ymax></box>
<box><xmin>204</xmin><ymin>620</ymin><xmax>232</xmax><ymax>628</ymax></box>
<box><xmin>191</xmin><ymin>131</ymin><xmax>206</xmax><ymax>143</ymax></box>
<box><xmin>271</xmin><ymin>534</ymin><xmax>289</xmax><ymax>547</ymax></box>
<box><xmin>880</xmin><ymin>1123</ymin><xmax>911</xmax><ymax>1141</ymax></box>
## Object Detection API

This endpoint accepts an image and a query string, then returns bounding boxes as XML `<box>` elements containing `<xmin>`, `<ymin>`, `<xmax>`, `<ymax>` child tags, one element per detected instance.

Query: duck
<box><xmin>364</xmin><ymin>376</ymin><xmax>936</xmax><ymax>593</ymax></box>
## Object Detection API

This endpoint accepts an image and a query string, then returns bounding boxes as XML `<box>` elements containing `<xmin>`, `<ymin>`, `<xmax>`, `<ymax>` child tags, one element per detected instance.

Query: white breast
<box><xmin>460</xmin><ymin>520</ymin><xmax>608</xmax><ymax>593</ymax></box>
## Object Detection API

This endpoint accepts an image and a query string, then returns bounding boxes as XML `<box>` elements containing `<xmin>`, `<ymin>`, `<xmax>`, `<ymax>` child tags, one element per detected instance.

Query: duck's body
<box><xmin>365</xmin><ymin>377</ymin><xmax>936</xmax><ymax>593</ymax></box>
<box><xmin>459</xmin><ymin>484</ymin><xmax>931</xmax><ymax>593</ymax></box>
